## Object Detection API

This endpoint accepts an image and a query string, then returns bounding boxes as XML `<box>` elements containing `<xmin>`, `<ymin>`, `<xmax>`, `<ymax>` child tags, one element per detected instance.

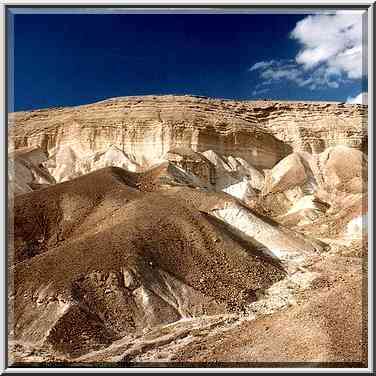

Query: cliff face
<box><xmin>9</xmin><ymin>95</ymin><xmax>367</xmax><ymax>174</ymax></box>
<box><xmin>249</xmin><ymin>101</ymin><xmax>367</xmax><ymax>153</ymax></box>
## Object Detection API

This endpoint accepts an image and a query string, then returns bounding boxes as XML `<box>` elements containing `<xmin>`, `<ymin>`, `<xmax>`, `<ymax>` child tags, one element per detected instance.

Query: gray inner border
<box><xmin>1</xmin><ymin>2</ymin><xmax>374</xmax><ymax>374</ymax></box>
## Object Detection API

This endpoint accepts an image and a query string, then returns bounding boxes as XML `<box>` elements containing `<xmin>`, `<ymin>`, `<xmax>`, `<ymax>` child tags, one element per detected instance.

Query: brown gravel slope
<box><xmin>10</xmin><ymin>166</ymin><xmax>286</xmax><ymax>358</ymax></box>
<box><xmin>170</xmin><ymin>255</ymin><xmax>366</xmax><ymax>366</ymax></box>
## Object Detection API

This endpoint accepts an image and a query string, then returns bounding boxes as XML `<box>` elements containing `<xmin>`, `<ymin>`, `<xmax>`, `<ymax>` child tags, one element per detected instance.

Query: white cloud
<box><xmin>250</xmin><ymin>59</ymin><xmax>341</xmax><ymax>90</ymax></box>
<box><xmin>250</xmin><ymin>11</ymin><xmax>365</xmax><ymax>94</ymax></box>
<box><xmin>249</xmin><ymin>60</ymin><xmax>275</xmax><ymax>71</ymax></box>
<box><xmin>346</xmin><ymin>92</ymin><xmax>368</xmax><ymax>104</ymax></box>
<box><xmin>290</xmin><ymin>11</ymin><xmax>365</xmax><ymax>79</ymax></box>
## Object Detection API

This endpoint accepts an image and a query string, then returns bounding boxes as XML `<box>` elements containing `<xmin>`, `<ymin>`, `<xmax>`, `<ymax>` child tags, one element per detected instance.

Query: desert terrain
<box><xmin>8</xmin><ymin>95</ymin><xmax>368</xmax><ymax>367</ymax></box>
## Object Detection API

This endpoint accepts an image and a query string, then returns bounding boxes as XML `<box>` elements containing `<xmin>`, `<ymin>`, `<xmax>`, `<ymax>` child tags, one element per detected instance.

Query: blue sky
<box><xmin>8</xmin><ymin>10</ymin><xmax>367</xmax><ymax>111</ymax></box>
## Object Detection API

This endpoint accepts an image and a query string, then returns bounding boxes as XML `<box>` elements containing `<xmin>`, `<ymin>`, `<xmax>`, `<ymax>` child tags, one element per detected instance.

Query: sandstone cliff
<box><xmin>9</xmin><ymin>95</ymin><xmax>367</xmax><ymax>173</ymax></box>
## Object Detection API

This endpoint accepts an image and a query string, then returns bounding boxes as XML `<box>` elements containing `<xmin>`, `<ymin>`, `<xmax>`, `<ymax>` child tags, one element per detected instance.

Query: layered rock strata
<box><xmin>9</xmin><ymin>95</ymin><xmax>367</xmax><ymax>178</ymax></box>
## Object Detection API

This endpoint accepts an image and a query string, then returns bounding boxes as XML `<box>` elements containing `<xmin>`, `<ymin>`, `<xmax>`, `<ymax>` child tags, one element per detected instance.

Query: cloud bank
<box><xmin>291</xmin><ymin>11</ymin><xmax>364</xmax><ymax>79</ymax></box>
<box><xmin>250</xmin><ymin>11</ymin><xmax>365</xmax><ymax>96</ymax></box>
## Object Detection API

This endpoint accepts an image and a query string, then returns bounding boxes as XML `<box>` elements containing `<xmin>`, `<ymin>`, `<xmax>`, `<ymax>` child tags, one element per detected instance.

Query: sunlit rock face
<box><xmin>8</xmin><ymin>96</ymin><xmax>367</xmax><ymax>238</ymax></box>
<box><xmin>9</xmin><ymin>96</ymin><xmax>291</xmax><ymax>181</ymax></box>
<box><xmin>250</xmin><ymin>101</ymin><xmax>367</xmax><ymax>154</ymax></box>
<box><xmin>8</xmin><ymin>96</ymin><xmax>366</xmax><ymax>184</ymax></box>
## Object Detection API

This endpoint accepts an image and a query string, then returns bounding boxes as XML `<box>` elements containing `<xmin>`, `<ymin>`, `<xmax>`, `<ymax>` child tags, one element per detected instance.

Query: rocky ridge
<box><xmin>9</xmin><ymin>96</ymin><xmax>367</xmax><ymax>180</ymax></box>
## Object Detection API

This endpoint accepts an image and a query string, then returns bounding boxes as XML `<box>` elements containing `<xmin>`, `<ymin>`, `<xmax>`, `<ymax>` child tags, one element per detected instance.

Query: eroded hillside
<box><xmin>8</xmin><ymin>95</ymin><xmax>368</xmax><ymax>367</ymax></box>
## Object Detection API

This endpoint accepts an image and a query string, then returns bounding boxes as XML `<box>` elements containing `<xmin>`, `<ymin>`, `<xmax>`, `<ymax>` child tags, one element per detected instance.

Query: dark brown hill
<box><xmin>11</xmin><ymin>166</ymin><xmax>286</xmax><ymax>358</ymax></box>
